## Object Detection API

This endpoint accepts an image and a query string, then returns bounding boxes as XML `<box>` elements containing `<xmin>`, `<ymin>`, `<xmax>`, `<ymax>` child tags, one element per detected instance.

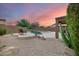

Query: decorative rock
<box><xmin>64</xmin><ymin>47</ymin><xmax>75</xmax><ymax>56</ymax></box>
<box><xmin>0</xmin><ymin>46</ymin><xmax>19</xmax><ymax>56</ymax></box>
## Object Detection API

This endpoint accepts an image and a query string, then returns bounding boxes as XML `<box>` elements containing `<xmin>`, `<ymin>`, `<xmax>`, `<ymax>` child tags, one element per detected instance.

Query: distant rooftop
<box><xmin>55</xmin><ymin>16</ymin><xmax>66</xmax><ymax>24</ymax></box>
<box><xmin>55</xmin><ymin>16</ymin><xmax>66</xmax><ymax>20</ymax></box>
<box><xmin>0</xmin><ymin>19</ymin><xmax>6</xmax><ymax>21</ymax></box>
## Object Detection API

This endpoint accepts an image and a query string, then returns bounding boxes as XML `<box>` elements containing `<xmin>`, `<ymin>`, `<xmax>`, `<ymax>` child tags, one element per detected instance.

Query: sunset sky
<box><xmin>0</xmin><ymin>3</ymin><xmax>68</xmax><ymax>27</ymax></box>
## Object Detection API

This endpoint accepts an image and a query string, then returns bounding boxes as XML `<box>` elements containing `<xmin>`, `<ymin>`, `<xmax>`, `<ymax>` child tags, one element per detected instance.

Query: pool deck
<box><xmin>0</xmin><ymin>32</ymin><xmax>74</xmax><ymax>56</ymax></box>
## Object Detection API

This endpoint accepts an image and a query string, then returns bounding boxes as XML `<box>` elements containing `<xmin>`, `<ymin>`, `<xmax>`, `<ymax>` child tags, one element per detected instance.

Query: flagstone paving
<box><xmin>0</xmin><ymin>32</ymin><xmax>74</xmax><ymax>56</ymax></box>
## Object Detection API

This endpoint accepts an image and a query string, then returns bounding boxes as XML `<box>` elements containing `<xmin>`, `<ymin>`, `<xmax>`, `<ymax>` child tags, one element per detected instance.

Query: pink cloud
<box><xmin>7</xmin><ymin>4</ymin><xmax>68</xmax><ymax>27</ymax></box>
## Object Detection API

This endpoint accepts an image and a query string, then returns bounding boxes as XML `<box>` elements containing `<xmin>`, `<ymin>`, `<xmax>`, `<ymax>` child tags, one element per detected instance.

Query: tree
<box><xmin>16</xmin><ymin>19</ymin><xmax>32</xmax><ymax>29</ymax></box>
<box><xmin>16</xmin><ymin>19</ymin><xmax>42</xmax><ymax>37</ymax></box>
<box><xmin>66</xmin><ymin>3</ymin><xmax>79</xmax><ymax>55</ymax></box>
<box><xmin>31</xmin><ymin>22</ymin><xmax>40</xmax><ymax>29</ymax></box>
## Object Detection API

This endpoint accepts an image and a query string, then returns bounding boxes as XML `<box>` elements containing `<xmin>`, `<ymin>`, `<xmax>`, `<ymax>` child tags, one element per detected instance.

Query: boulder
<box><xmin>0</xmin><ymin>46</ymin><xmax>19</xmax><ymax>56</ymax></box>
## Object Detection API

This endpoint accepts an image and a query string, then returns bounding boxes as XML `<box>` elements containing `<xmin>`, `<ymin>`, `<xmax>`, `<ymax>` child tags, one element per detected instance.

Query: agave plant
<box><xmin>59</xmin><ymin>24</ymin><xmax>73</xmax><ymax>49</ymax></box>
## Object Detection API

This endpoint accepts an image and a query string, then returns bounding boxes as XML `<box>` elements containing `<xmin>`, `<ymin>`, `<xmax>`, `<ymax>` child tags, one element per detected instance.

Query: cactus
<box><xmin>66</xmin><ymin>3</ymin><xmax>79</xmax><ymax>55</ymax></box>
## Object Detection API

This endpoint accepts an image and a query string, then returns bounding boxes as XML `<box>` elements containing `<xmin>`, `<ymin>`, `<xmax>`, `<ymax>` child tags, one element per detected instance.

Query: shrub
<box><xmin>0</xmin><ymin>28</ymin><xmax>6</xmax><ymax>36</ymax></box>
<box><xmin>66</xmin><ymin>3</ymin><xmax>79</xmax><ymax>55</ymax></box>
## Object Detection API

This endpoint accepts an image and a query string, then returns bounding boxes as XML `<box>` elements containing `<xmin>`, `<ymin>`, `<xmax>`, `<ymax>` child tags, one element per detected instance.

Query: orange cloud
<box><xmin>8</xmin><ymin>4</ymin><xmax>68</xmax><ymax>27</ymax></box>
<box><xmin>34</xmin><ymin>4</ymin><xmax>68</xmax><ymax>27</ymax></box>
<box><xmin>39</xmin><ymin>19</ymin><xmax>54</xmax><ymax>27</ymax></box>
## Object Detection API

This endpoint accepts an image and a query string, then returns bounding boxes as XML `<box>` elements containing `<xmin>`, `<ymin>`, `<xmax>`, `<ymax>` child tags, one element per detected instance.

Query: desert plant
<box><xmin>66</xmin><ymin>3</ymin><xmax>79</xmax><ymax>55</ymax></box>
<box><xmin>59</xmin><ymin>24</ymin><xmax>73</xmax><ymax>49</ymax></box>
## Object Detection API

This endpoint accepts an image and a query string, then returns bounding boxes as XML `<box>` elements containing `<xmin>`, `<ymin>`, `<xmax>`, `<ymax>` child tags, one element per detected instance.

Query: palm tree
<box><xmin>16</xmin><ymin>19</ymin><xmax>43</xmax><ymax>39</ymax></box>
<box><xmin>16</xmin><ymin>19</ymin><xmax>32</xmax><ymax>29</ymax></box>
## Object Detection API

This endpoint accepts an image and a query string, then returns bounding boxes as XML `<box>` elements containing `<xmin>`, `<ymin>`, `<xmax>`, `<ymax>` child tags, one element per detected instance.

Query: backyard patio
<box><xmin>0</xmin><ymin>31</ymin><xmax>74</xmax><ymax>56</ymax></box>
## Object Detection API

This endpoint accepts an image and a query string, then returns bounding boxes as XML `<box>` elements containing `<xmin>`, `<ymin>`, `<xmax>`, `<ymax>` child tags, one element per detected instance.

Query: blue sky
<box><xmin>0</xmin><ymin>3</ymin><xmax>68</xmax><ymax>26</ymax></box>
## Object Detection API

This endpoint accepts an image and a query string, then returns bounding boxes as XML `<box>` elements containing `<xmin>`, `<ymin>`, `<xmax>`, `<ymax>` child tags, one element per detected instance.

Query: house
<box><xmin>0</xmin><ymin>19</ymin><xmax>6</xmax><ymax>28</ymax></box>
<box><xmin>55</xmin><ymin>16</ymin><xmax>67</xmax><ymax>39</ymax></box>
